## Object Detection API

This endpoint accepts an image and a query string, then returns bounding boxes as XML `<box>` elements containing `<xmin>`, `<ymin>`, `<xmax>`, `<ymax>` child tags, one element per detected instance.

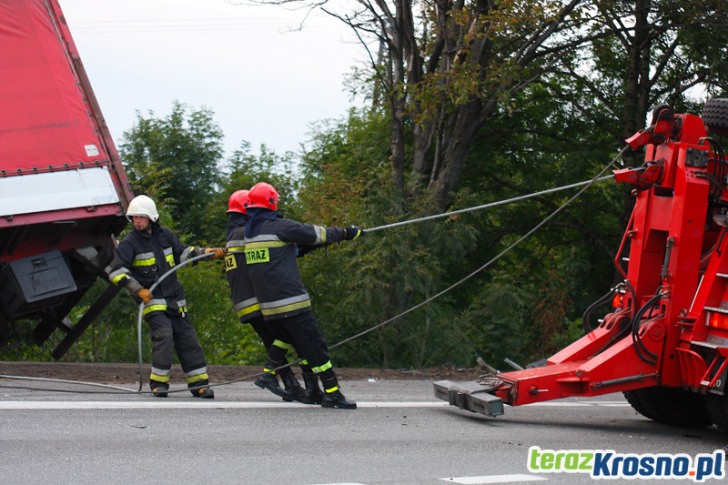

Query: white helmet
<box><xmin>126</xmin><ymin>195</ymin><xmax>159</xmax><ymax>222</ymax></box>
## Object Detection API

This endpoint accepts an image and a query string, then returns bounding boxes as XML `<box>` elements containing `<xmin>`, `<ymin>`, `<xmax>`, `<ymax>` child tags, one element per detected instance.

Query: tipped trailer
<box><xmin>0</xmin><ymin>0</ymin><xmax>133</xmax><ymax>358</ymax></box>
<box><xmin>436</xmin><ymin>99</ymin><xmax>728</xmax><ymax>431</ymax></box>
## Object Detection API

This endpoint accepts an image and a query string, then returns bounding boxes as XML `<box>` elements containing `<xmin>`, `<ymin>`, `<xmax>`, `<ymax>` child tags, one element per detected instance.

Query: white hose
<box><xmin>0</xmin><ymin>374</ymin><xmax>134</xmax><ymax>393</ymax></box>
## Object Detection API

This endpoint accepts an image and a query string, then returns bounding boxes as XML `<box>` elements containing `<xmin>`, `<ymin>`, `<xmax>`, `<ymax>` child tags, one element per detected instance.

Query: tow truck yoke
<box><xmin>434</xmin><ymin>100</ymin><xmax>728</xmax><ymax>431</ymax></box>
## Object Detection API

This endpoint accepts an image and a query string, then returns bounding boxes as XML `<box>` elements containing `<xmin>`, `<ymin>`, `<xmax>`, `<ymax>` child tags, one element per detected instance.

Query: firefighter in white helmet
<box><xmin>108</xmin><ymin>195</ymin><xmax>226</xmax><ymax>398</ymax></box>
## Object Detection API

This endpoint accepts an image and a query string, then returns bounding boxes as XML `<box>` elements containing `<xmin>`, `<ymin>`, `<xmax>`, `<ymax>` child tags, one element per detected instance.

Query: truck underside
<box><xmin>436</xmin><ymin>99</ymin><xmax>728</xmax><ymax>432</ymax></box>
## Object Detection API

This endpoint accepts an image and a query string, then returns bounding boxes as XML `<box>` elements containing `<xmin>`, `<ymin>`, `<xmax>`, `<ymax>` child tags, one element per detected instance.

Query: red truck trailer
<box><xmin>0</xmin><ymin>0</ymin><xmax>133</xmax><ymax>358</ymax></box>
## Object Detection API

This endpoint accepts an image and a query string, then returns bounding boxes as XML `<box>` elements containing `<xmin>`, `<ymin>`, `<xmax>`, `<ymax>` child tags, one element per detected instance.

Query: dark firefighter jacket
<box><xmin>225</xmin><ymin>214</ymin><xmax>261</xmax><ymax>322</ymax></box>
<box><xmin>243</xmin><ymin>209</ymin><xmax>347</xmax><ymax>320</ymax></box>
<box><xmin>108</xmin><ymin>224</ymin><xmax>200</xmax><ymax>316</ymax></box>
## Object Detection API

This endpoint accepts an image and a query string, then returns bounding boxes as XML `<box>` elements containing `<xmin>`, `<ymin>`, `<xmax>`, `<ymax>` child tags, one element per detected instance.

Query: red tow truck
<box><xmin>436</xmin><ymin>99</ymin><xmax>728</xmax><ymax>432</ymax></box>
<box><xmin>0</xmin><ymin>0</ymin><xmax>133</xmax><ymax>358</ymax></box>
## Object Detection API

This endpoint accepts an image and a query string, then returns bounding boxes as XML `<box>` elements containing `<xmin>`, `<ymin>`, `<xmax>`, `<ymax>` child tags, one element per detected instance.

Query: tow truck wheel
<box><xmin>623</xmin><ymin>387</ymin><xmax>712</xmax><ymax>428</ymax></box>
<box><xmin>701</xmin><ymin>98</ymin><xmax>728</xmax><ymax>136</ymax></box>
<box><xmin>705</xmin><ymin>394</ymin><xmax>728</xmax><ymax>433</ymax></box>
<box><xmin>623</xmin><ymin>389</ymin><xmax>657</xmax><ymax>420</ymax></box>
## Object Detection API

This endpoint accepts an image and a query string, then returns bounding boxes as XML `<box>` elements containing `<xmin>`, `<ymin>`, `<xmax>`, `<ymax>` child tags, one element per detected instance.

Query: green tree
<box><xmin>293</xmin><ymin>81</ymin><xmax>629</xmax><ymax>368</ymax></box>
<box><xmin>119</xmin><ymin>101</ymin><xmax>225</xmax><ymax>243</ymax></box>
<box><xmin>257</xmin><ymin>0</ymin><xmax>598</xmax><ymax>209</ymax></box>
<box><xmin>11</xmin><ymin>1</ymin><xmax>728</xmax><ymax>369</ymax></box>
<box><xmin>48</xmin><ymin>116</ymin><xmax>305</xmax><ymax>365</ymax></box>
<box><xmin>225</xmin><ymin>142</ymin><xmax>302</xmax><ymax>216</ymax></box>
<box><xmin>294</xmin><ymin>109</ymin><xmax>484</xmax><ymax>368</ymax></box>
<box><xmin>257</xmin><ymin>0</ymin><xmax>728</xmax><ymax>208</ymax></box>
<box><xmin>566</xmin><ymin>0</ymin><xmax>728</xmax><ymax>160</ymax></box>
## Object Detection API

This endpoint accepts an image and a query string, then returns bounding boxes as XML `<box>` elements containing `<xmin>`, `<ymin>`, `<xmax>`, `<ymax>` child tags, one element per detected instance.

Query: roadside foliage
<box><xmin>4</xmin><ymin>0</ymin><xmax>728</xmax><ymax>369</ymax></box>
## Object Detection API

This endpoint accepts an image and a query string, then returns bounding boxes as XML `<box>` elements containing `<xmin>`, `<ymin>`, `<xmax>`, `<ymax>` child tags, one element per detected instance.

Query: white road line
<box><xmin>440</xmin><ymin>474</ymin><xmax>548</xmax><ymax>484</ymax></box>
<box><xmin>306</xmin><ymin>483</ymin><xmax>367</xmax><ymax>485</ymax></box>
<box><xmin>0</xmin><ymin>400</ymin><xmax>629</xmax><ymax>410</ymax></box>
<box><xmin>304</xmin><ymin>477</ymin><xmax>547</xmax><ymax>485</ymax></box>
<box><xmin>0</xmin><ymin>401</ymin><xmax>451</xmax><ymax>410</ymax></box>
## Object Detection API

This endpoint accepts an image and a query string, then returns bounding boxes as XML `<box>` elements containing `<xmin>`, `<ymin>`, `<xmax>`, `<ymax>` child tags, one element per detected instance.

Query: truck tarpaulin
<box><xmin>0</xmin><ymin>0</ymin><xmax>132</xmax><ymax>232</ymax></box>
<box><xmin>0</xmin><ymin>0</ymin><xmax>133</xmax><ymax>357</ymax></box>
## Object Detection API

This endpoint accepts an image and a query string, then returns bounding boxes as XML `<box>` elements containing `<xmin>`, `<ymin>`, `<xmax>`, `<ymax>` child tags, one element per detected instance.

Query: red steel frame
<box><xmin>491</xmin><ymin>111</ymin><xmax>728</xmax><ymax>406</ymax></box>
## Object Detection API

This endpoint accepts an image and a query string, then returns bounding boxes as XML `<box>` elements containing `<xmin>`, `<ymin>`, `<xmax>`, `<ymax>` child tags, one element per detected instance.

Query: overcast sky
<box><xmin>58</xmin><ymin>0</ymin><xmax>364</xmax><ymax>158</ymax></box>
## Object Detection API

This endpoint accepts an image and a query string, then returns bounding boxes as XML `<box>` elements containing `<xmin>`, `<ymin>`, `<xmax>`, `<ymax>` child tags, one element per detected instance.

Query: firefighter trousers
<box><xmin>146</xmin><ymin>311</ymin><xmax>208</xmax><ymax>385</ymax></box>
<box><xmin>248</xmin><ymin>315</ymin><xmax>297</xmax><ymax>373</ymax></box>
<box><xmin>267</xmin><ymin>311</ymin><xmax>332</xmax><ymax>375</ymax></box>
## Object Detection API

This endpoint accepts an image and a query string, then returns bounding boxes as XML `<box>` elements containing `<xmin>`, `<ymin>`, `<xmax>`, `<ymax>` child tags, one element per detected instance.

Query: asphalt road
<box><xmin>0</xmin><ymin>377</ymin><xmax>725</xmax><ymax>485</ymax></box>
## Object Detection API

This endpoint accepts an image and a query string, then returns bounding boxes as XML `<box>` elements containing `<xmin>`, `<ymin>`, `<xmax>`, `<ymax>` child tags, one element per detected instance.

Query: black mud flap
<box><xmin>433</xmin><ymin>380</ymin><xmax>504</xmax><ymax>417</ymax></box>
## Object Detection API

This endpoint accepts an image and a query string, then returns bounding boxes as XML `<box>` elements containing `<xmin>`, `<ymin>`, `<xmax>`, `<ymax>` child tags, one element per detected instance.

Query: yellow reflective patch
<box><xmin>143</xmin><ymin>304</ymin><xmax>167</xmax><ymax>316</ymax></box>
<box><xmin>111</xmin><ymin>273</ymin><xmax>127</xmax><ymax>285</ymax></box>
<box><xmin>186</xmin><ymin>373</ymin><xmax>209</xmax><ymax>384</ymax></box>
<box><xmin>245</xmin><ymin>247</ymin><xmax>270</xmax><ymax>264</ymax></box>
<box><xmin>261</xmin><ymin>299</ymin><xmax>311</xmax><ymax>316</ymax></box>
<box><xmin>237</xmin><ymin>303</ymin><xmax>261</xmax><ymax>317</ymax></box>
<box><xmin>224</xmin><ymin>254</ymin><xmax>237</xmax><ymax>272</ymax></box>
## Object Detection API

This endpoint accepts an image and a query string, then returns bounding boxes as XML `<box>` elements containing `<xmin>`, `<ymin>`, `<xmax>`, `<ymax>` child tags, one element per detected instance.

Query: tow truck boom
<box><xmin>436</xmin><ymin>99</ymin><xmax>728</xmax><ymax>432</ymax></box>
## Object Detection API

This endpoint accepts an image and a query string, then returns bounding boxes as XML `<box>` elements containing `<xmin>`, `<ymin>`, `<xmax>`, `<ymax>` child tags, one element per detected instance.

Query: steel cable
<box><xmin>364</xmin><ymin>174</ymin><xmax>616</xmax><ymax>233</ymax></box>
<box><xmin>330</xmin><ymin>149</ymin><xmax>626</xmax><ymax>351</ymax></box>
<box><xmin>1</xmin><ymin>149</ymin><xmax>625</xmax><ymax>394</ymax></box>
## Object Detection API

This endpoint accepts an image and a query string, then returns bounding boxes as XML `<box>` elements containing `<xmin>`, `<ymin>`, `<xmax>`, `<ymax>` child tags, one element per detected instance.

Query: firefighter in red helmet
<box><xmin>243</xmin><ymin>181</ymin><xmax>363</xmax><ymax>409</ymax></box>
<box><xmin>224</xmin><ymin>189</ymin><xmax>308</xmax><ymax>402</ymax></box>
<box><xmin>246</xmin><ymin>182</ymin><xmax>279</xmax><ymax>211</ymax></box>
<box><xmin>227</xmin><ymin>189</ymin><xmax>249</xmax><ymax>214</ymax></box>
<box><xmin>108</xmin><ymin>195</ymin><xmax>225</xmax><ymax>398</ymax></box>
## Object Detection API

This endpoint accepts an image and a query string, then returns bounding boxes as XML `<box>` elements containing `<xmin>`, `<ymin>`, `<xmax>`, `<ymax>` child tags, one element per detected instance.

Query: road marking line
<box><xmin>0</xmin><ymin>401</ymin><xmax>451</xmax><ymax>410</ymax></box>
<box><xmin>306</xmin><ymin>483</ymin><xmax>367</xmax><ymax>485</ymax></box>
<box><xmin>0</xmin><ymin>400</ymin><xmax>628</xmax><ymax>410</ymax></box>
<box><xmin>440</xmin><ymin>474</ymin><xmax>547</xmax><ymax>483</ymax></box>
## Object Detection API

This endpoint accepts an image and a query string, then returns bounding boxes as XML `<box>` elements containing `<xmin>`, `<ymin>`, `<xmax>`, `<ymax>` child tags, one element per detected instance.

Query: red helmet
<box><xmin>227</xmin><ymin>190</ymin><xmax>250</xmax><ymax>214</ymax></box>
<box><xmin>247</xmin><ymin>182</ymin><xmax>279</xmax><ymax>210</ymax></box>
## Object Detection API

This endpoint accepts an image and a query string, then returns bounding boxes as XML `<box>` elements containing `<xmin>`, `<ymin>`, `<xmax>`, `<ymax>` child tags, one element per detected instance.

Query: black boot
<box><xmin>279</xmin><ymin>369</ymin><xmax>305</xmax><ymax>402</ymax></box>
<box><xmin>301</xmin><ymin>371</ymin><xmax>323</xmax><ymax>405</ymax></box>
<box><xmin>320</xmin><ymin>371</ymin><xmax>356</xmax><ymax>409</ymax></box>
<box><xmin>254</xmin><ymin>370</ymin><xmax>289</xmax><ymax>399</ymax></box>
<box><xmin>190</xmin><ymin>385</ymin><xmax>215</xmax><ymax>399</ymax></box>
<box><xmin>322</xmin><ymin>390</ymin><xmax>357</xmax><ymax>410</ymax></box>
<box><xmin>188</xmin><ymin>378</ymin><xmax>214</xmax><ymax>399</ymax></box>
<box><xmin>149</xmin><ymin>381</ymin><xmax>169</xmax><ymax>398</ymax></box>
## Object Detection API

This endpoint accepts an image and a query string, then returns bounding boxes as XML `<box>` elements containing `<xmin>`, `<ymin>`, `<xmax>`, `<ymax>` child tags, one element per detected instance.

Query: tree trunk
<box><xmin>431</xmin><ymin>99</ymin><xmax>484</xmax><ymax>208</ymax></box>
<box><xmin>622</xmin><ymin>0</ymin><xmax>652</xmax><ymax>142</ymax></box>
